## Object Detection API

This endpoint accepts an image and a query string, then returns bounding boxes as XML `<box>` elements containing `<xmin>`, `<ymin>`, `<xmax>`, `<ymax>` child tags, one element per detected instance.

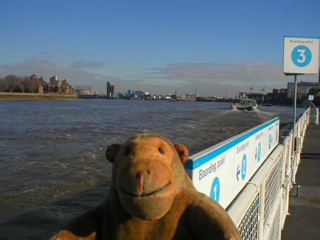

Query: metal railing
<box><xmin>226</xmin><ymin>108</ymin><xmax>311</xmax><ymax>240</ymax></box>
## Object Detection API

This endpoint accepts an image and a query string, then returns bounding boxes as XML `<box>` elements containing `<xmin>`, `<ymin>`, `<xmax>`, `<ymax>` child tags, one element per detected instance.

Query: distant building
<box><xmin>265</xmin><ymin>89</ymin><xmax>288</xmax><ymax>104</ymax></box>
<box><xmin>106</xmin><ymin>81</ymin><xmax>117</xmax><ymax>98</ymax></box>
<box><xmin>50</xmin><ymin>75</ymin><xmax>57</xmax><ymax>85</ymax></box>
<box><xmin>38</xmin><ymin>85</ymin><xmax>44</xmax><ymax>94</ymax></box>
<box><xmin>128</xmin><ymin>90</ymin><xmax>133</xmax><ymax>96</ymax></box>
<box><xmin>30</xmin><ymin>74</ymin><xmax>38</xmax><ymax>81</ymax></box>
<box><xmin>27</xmin><ymin>74</ymin><xmax>74</xmax><ymax>94</ymax></box>
<box><xmin>106</xmin><ymin>81</ymin><xmax>112</xmax><ymax>98</ymax></box>
<box><xmin>287</xmin><ymin>81</ymin><xmax>319</xmax><ymax>100</ymax></box>
<box><xmin>136</xmin><ymin>90</ymin><xmax>145</xmax><ymax>98</ymax></box>
<box><xmin>112</xmin><ymin>85</ymin><xmax>117</xmax><ymax>98</ymax></box>
<box><xmin>76</xmin><ymin>86</ymin><xmax>91</xmax><ymax>95</ymax></box>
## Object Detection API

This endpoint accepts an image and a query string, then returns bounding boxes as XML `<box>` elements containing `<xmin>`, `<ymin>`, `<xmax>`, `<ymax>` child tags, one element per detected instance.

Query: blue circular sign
<box><xmin>210</xmin><ymin>177</ymin><xmax>220</xmax><ymax>202</ymax></box>
<box><xmin>241</xmin><ymin>154</ymin><xmax>247</xmax><ymax>180</ymax></box>
<box><xmin>258</xmin><ymin>142</ymin><xmax>261</xmax><ymax>162</ymax></box>
<box><xmin>269</xmin><ymin>134</ymin><xmax>272</xmax><ymax>149</ymax></box>
<box><xmin>291</xmin><ymin>45</ymin><xmax>312</xmax><ymax>67</ymax></box>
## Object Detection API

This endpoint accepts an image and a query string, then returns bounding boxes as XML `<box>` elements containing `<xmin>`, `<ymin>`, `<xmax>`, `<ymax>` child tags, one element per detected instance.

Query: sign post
<box><xmin>283</xmin><ymin>36</ymin><xmax>319</xmax><ymax>75</ymax></box>
<box><xmin>283</xmin><ymin>36</ymin><xmax>319</xmax><ymax>158</ymax></box>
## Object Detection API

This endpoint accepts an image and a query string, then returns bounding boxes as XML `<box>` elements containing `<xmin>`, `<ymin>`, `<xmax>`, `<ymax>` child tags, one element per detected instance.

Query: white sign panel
<box><xmin>185</xmin><ymin>118</ymin><xmax>279</xmax><ymax>209</ymax></box>
<box><xmin>283</xmin><ymin>36</ymin><xmax>319</xmax><ymax>75</ymax></box>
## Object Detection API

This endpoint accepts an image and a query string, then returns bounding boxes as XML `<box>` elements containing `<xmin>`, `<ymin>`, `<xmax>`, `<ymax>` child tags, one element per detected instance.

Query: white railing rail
<box><xmin>226</xmin><ymin>108</ymin><xmax>311</xmax><ymax>240</ymax></box>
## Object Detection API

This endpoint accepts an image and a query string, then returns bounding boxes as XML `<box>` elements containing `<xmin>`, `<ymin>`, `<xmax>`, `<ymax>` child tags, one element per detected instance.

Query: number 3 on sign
<box><xmin>291</xmin><ymin>45</ymin><xmax>312</xmax><ymax>67</ymax></box>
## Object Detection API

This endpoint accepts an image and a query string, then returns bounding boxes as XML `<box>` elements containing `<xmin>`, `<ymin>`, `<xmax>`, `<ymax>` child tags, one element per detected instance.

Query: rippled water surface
<box><xmin>0</xmin><ymin>99</ymin><xmax>300</xmax><ymax>239</ymax></box>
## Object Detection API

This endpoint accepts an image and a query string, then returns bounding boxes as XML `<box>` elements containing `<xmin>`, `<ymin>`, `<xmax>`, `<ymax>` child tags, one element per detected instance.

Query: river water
<box><xmin>0</xmin><ymin>99</ymin><xmax>301</xmax><ymax>239</ymax></box>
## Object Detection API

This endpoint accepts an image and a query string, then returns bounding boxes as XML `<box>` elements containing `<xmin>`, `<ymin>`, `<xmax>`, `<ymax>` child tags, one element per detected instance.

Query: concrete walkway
<box><xmin>282</xmin><ymin>124</ymin><xmax>320</xmax><ymax>239</ymax></box>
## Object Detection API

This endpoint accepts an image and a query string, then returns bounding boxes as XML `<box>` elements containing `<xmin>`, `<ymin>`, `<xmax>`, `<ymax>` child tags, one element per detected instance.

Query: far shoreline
<box><xmin>0</xmin><ymin>92</ymin><xmax>79</xmax><ymax>101</ymax></box>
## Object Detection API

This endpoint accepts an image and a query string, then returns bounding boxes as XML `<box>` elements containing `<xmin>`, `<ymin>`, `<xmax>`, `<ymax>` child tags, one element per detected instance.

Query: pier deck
<box><xmin>282</xmin><ymin>123</ymin><xmax>320</xmax><ymax>239</ymax></box>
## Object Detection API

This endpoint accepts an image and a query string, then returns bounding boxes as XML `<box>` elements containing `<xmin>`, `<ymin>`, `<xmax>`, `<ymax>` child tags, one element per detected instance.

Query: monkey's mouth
<box><xmin>120</xmin><ymin>182</ymin><xmax>172</xmax><ymax>198</ymax></box>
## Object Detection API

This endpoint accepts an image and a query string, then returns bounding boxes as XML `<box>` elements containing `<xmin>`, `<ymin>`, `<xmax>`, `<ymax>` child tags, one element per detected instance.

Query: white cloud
<box><xmin>145</xmin><ymin>61</ymin><xmax>318</xmax><ymax>96</ymax></box>
<box><xmin>147</xmin><ymin>61</ymin><xmax>286</xmax><ymax>82</ymax></box>
<box><xmin>0</xmin><ymin>59</ymin><xmax>102</xmax><ymax>86</ymax></box>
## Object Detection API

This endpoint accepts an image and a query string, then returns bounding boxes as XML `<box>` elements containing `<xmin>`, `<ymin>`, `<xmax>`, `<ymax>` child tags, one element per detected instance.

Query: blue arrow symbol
<box><xmin>236</xmin><ymin>165</ymin><xmax>240</xmax><ymax>181</ymax></box>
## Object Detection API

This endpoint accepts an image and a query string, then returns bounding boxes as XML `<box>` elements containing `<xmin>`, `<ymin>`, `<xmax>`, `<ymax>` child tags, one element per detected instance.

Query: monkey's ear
<box><xmin>174</xmin><ymin>144</ymin><xmax>189</xmax><ymax>164</ymax></box>
<box><xmin>105</xmin><ymin>144</ymin><xmax>122</xmax><ymax>163</ymax></box>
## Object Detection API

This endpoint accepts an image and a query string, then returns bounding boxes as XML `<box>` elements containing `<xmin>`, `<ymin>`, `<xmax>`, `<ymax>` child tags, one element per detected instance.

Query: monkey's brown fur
<box><xmin>51</xmin><ymin>133</ymin><xmax>241</xmax><ymax>240</ymax></box>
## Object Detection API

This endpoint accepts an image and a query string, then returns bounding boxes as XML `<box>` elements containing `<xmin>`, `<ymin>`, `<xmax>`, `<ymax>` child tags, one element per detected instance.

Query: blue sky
<box><xmin>0</xmin><ymin>0</ymin><xmax>319</xmax><ymax>97</ymax></box>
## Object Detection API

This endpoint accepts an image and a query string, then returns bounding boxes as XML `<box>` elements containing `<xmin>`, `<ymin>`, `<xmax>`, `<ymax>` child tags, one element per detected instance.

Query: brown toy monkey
<box><xmin>51</xmin><ymin>133</ymin><xmax>241</xmax><ymax>240</ymax></box>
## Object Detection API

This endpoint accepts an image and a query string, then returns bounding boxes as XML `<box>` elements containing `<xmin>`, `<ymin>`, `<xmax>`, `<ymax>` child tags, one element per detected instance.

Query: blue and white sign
<box><xmin>255</xmin><ymin>142</ymin><xmax>261</xmax><ymax>162</ymax></box>
<box><xmin>283</xmin><ymin>36</ymin><xmax>319</xmax><ymax>75</ymax></box>
<box><xmin>210</xmin><ymin>177</ymin><xmax>220</xmax><ymax>202</ymax></box>
<box><xmin>185</xmin><ymin>118</ymin><xmax>279</xmax><ymax>209</ymax></box>
<box><xmin>291</xmin><ymin>45</ymin><xmax>312</xmax><ymax>67</ymax></box>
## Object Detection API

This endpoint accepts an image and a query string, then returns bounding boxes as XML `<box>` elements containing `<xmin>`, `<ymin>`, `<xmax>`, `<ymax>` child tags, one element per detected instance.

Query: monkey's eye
<box><xmin>158</xmin><ymin>148</ymin><xmax>165</xmax><ymax>154</ymax></box>
<box><xmin>124</xmin><ymin>148</ymin><xmax>130</xmax><ymax>156</ymax></box>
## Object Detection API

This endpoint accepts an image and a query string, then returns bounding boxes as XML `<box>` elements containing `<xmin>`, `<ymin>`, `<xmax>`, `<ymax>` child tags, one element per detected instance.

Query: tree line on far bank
<box><xmin>0</xmin><ymin>74</ymin><xmax>40</xmax><ymax>93</ymax></box>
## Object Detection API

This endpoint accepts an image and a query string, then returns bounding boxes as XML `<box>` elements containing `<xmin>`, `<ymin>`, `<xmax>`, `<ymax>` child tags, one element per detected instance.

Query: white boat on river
<box><xmin>231</xmin><ymin>97</ymin><xmax>258</xmax><ymax>111</ymax></box>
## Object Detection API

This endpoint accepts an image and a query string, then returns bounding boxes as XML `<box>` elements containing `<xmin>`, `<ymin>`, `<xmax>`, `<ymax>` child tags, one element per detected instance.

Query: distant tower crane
<box><xmin>193</xmin><ymin>88</ymin><xmax>197</xmax><ymax>95</ymax></box>
<box><xmin>222</xmin><ymin>88</ymin><xmax>228</xmax><ymax>98</ymax></box>
<box><xmin>261</xmin><ymin>86</ymin><xmax>266</xmax><ymax>104</ymax></box>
